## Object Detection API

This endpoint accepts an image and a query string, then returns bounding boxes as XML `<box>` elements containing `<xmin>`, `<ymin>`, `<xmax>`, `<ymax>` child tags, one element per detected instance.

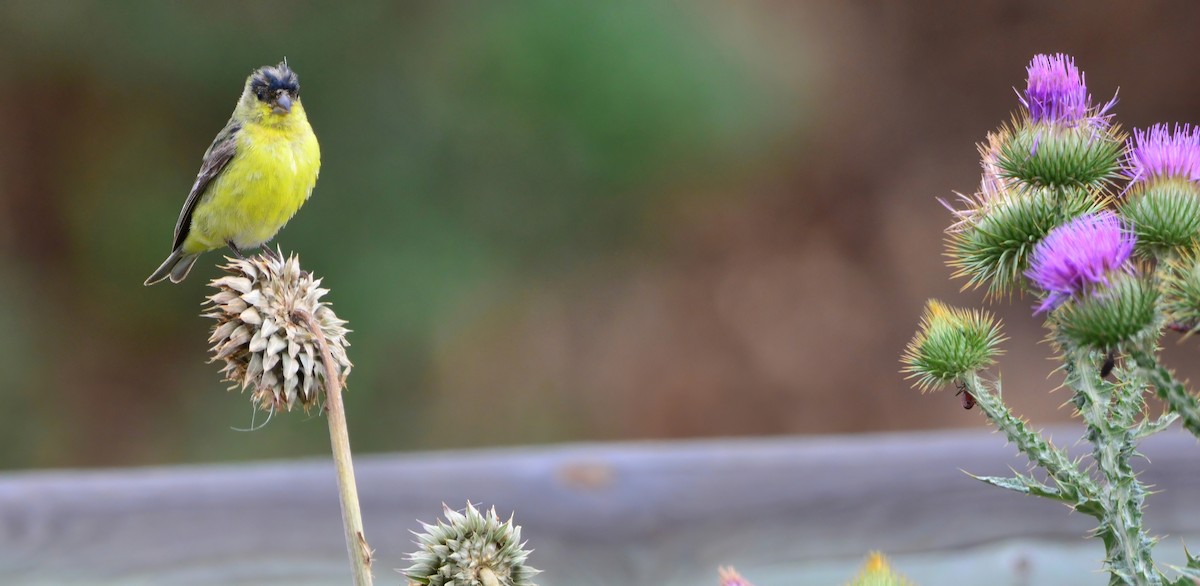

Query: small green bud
<box><xmin>1120</xmin><ymin>179</ymin><xmax>1200</xmax><ymax>254</ymax></box>
<box><xmin>946</xmin><ymin>185</ymin><xmax>1105</xmax><ymax>297</ymax></box>
<box><xmin>997</xmin><ymin>122</ymin><xmax>1125</xmax><ymax>189</ymax></box>
<box><xmin>902</xmin><ymin>300</ymin><xmax>1005</xmax><ymax>392</ymax></box>
<box><xmin>1053</xmin><ymin>273</ymin><xmax>1157</xmax><ymax>350</ymax></box>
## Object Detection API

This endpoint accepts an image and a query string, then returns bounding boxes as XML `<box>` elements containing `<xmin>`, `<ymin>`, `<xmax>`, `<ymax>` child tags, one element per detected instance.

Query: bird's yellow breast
<box><xmin>183</xmin><ymin>107</ymin><xmax>320</xmax><ymax>253</ymax></box>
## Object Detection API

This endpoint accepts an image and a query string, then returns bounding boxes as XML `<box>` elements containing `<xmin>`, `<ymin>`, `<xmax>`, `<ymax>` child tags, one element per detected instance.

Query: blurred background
<box><xmin>1</xmin><ymin>1</ymin><xmax>1199</xmax><ymax>469</ymax></box>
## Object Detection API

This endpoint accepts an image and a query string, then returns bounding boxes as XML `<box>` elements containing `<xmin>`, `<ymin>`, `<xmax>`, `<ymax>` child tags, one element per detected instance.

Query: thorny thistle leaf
<box><xmin>204</xmin><ymin>249</ymin><xmax>351</xmax><ymax>413</ymax></box>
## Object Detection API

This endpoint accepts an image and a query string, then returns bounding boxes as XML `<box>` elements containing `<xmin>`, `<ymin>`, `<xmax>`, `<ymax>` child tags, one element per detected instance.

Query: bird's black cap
<box><xmin>249</xmin><ymin>61</ymin><xmax>300</xmax><ymax>101</ymax></box>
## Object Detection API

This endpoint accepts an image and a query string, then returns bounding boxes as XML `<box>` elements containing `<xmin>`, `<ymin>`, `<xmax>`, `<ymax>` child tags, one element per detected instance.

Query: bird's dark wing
<box><xmin>171</xmin><ymin>120</ymin><xmax>242</xmax><ymax>251</ymax></box>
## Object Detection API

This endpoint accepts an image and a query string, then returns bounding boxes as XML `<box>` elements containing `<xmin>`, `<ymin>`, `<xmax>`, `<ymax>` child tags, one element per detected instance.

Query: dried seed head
<box><xmin>204</xmin><ymin>250</ymin><xmax>351</xmax><ymax>412</ymax></box>
<box><xmin>405</xmin><ymin>502</ymin><xmax>539</xmax><ymax>586</ymax></box>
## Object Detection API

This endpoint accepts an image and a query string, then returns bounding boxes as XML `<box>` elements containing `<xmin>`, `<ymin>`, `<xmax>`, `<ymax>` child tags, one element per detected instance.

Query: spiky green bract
<box><xmin>1121</xmin><ymin>180</ymin><xmax>1200</xmax><ymax>254</ymax></box>
<box><xmin>946</xmin><ymin>185</ymin><xmax>1105</xmax><ymax>297</ymax></box>
<box><xmin>1160</xmin><ymin>250</ymin><xmax>1200</xmax><ymax>336</ymax></box>
<box><xmin>846</xmin><ymin>552</ymin><xmax>913</xmax><ymax>586</ymax></box>
<box><xmin>405</xmin><ymin>503</ymin><xmax>539</xmax><ymax>586</ymax></box>
<box><xmin>997</xmin><ymin>121</ymin><xmax>1125</xmax><ymax>189</ymax></box>
<box><xmin>902</xmin><ymin>300</ymin><xmax>1004</xmax><ymax>392</ymax></box>
<box><xmin>1052</xmin><ymin>273</ymin><xmax>1158</xmax><ymax>351</ymax></box>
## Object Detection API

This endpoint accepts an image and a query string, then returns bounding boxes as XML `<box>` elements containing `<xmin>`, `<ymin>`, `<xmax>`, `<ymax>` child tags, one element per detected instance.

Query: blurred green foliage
<box><xmin>0</xmin><ymin>1</ymin><xmax>804</xmax><ymax>467</ymax></box>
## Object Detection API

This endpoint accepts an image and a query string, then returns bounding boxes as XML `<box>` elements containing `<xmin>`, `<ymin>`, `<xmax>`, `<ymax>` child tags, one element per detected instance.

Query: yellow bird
<box><xmin>145</xmin><ymin>61</ymin><xmax>320</xmax><ymax>285</ymax></box>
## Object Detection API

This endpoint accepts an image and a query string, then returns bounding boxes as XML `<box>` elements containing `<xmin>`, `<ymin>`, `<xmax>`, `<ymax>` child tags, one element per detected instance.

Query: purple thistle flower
<box><xmin>1026</xmin><ymin>212</ymin><xmax>1136</xmax><ymax>313</ymax></box>
<box><xmin>1019</xmin><ymin>53</ymin><xmax>1114</xmax><ymax>127</ymax></box>
<box><xmin>1126</xmin><ymin>123</ymin><xmax>1200</xmax><ymax>184</ymax></box>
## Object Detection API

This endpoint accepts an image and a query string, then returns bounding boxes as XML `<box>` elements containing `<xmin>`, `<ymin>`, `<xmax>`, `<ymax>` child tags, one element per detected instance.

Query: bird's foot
<box><xmin>227</xmin><ymin>241</ymin><xmax>246</xmax><ymax>260</ymax></box>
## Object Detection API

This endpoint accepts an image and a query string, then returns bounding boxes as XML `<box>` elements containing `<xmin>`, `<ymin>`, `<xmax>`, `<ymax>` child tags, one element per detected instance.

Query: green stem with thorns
<box><xmin>962</xmin><ymin>372</ymin><xmax>1100</xmax><ymax>514</ymax></box>
<box><xmin>1131</xmin><ymin>349</ymin><xmax>1200</xmax><ymax>439</ymax></box>
<box><xmin>1067</xmin><ymin>352</ymin><xmax>1160</xmax><ymax>586</ymax></box>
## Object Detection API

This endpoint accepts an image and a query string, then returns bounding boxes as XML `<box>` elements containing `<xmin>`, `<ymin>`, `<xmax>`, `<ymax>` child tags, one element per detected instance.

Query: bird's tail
<box><xmin>144</xmin><ymin>249</ymin><xmax>201</xmax><ymax>286</ymax></box>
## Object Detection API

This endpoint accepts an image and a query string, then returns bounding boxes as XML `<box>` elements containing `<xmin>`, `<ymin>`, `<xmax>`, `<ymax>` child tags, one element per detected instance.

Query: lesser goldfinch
<box><xmin>145</xmin><ymin>61</ymin><xmax>320</xmax><ymax>285</ymax></box>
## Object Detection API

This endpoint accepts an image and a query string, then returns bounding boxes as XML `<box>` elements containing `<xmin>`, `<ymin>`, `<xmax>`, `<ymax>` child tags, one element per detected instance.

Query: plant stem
<box><xmin>479</xmin><ymin>567</ymin><xmax>501</xmax><ymax>586</ymax></box>
<box><xmin>1068</xmin><ymin>353</ymin><xmax>1160</xmax><ymax>586</ymax></box>
<box><xmin>962</xmin><ymin>373</ymin><xmax>1100</xmax><ymax>513</ymax></box>
<box><xmin>1131</xmin><ymin>349</ymin><xmax>1200</xmax><ymax>438</ymax></box>
<box><xmin>295</xmin><ymin>309</ymin><xmax>374</xmax><ymax>586</ymax></box>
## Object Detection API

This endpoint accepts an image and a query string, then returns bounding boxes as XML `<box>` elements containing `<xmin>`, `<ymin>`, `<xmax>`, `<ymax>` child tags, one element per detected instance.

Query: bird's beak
<box><xmin>272</xmin><ymin>94</ymin><xmax>292</xmax><ymax>115</ymax></box>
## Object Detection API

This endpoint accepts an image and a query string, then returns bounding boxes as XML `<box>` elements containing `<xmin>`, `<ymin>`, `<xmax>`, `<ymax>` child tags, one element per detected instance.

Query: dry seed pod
<box><xmin>204</xmin><ymin>249</ymin><xmax>351</xmax><ymax>412</ymax></box>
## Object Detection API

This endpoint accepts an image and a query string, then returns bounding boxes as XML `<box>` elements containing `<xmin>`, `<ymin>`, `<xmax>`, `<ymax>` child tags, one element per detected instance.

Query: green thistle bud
<box><xmin>996</xmin><ymin>122</ymin><xmax>1125</xmax><ymax>190</ymax></box>
<box><xmin>1053</xmin><ymin>272</ymin><xmax>1158</xmax><ymax>350</ymax></box>
<box><xmin>1121</xmin><ymin>179</ymin><xmax>1200</xmax><ymax>254</ymax></box>
<box><xmin>405</xmin><ymin>502</ymin><xmax>539</xmax><ymax>586</ymax></box>
<box><xmin>946</xmin><ymin>185</ymin><xmax>1105</xmax><ymax>297</ymax></box>
<box><xmin>902</xmin><ymin>300</ymin><xmax>1005</xmax><ymax>391</ymax></box>
<box><xmin>1161</xmin><ymin>250</ymin><xmax>1200</xmax><ymax>336</ymax></box>
<box><xmin>846</xmin><ymin>552</ymin><xmax>914</xmax><ymax>586</ymax></box>
<box><xmin>203</xmin><ymin>250</ymin><xmax>352</xmax><ymax>412</ymax></box>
